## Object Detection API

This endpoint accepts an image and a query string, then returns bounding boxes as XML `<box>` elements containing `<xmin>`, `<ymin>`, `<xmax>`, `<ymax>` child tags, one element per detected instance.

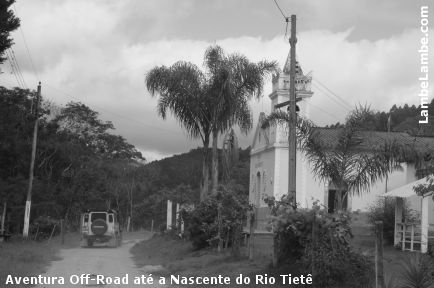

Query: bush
<box><xmin>265</xmin><ymin>196</ymin><xmax>374</xmax><ymax>288</ymax></box>
<box><xmin>385</xmin><ymin>254</ymin><xmax>434</xmax><ymax>288</ymax></box>
<box><xmin>182</xmin><ymin>183</ymin><xmax>249</xmax><ymax>251</ymax></box>
<box><xmin>182</xmin><ymin>198</ymin><xmax>217</xmax><ymax>250</ymax></box>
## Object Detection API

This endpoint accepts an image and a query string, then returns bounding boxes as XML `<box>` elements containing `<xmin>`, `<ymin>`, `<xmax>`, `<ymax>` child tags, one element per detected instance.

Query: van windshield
<box><xmin>91</xmin><ymin>213</ymin><xmax>107</xmax><ymax>222</ymax></box>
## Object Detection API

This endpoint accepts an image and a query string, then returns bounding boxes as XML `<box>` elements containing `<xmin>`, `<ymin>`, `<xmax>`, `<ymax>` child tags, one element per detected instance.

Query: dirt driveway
<box><xmin>36</xmin><ymin>231</ymin><xmax>163</xmax><ymax>288</ymax></box>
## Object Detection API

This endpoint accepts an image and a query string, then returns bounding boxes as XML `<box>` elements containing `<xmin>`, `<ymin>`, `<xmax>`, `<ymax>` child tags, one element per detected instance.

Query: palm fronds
<box><xmin>261</xmin><ymin>107</ymin><xmax>419</xmax><ymax>208</ymax></box>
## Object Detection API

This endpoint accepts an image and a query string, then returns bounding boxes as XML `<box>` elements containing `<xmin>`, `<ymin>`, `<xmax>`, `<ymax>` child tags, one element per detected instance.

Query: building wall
<box><xmin>250</xmin><ymin>144</ymin><xmax>428</xmax><ymax>213</ymax></box>
<box><xmin>249</xmin><ymin>148</ymin><xmax>276</xmax><ymax>208</ymax></box>
<box><xmin>350</xmin><ymin>163</ymin><xmax>416</xmax><ymax>211</ymax></box>
<box><xmin>406</xmin><ymin>194</ymin><xmax>434</xmax><ymax>225</ymax></box>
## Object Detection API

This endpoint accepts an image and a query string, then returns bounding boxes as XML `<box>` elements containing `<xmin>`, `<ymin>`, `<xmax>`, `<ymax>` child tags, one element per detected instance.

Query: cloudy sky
<box><xmin>1</xmin><ymin>0</ymin><xmax>432</xmax><ymax>161</ymax></box>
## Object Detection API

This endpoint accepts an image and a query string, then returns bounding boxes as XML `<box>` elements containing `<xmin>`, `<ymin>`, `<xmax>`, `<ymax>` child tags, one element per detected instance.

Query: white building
<box><xmin>249</xmin><ymin>51</ymin><xmax>434</xmax><ymax>233</ymax></box>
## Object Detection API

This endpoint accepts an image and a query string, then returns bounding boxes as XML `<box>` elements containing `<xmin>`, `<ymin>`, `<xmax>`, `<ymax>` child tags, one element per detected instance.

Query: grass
<box><xmin>0</xmin><ymin>232</ymin><xmax>80</xmax><ymax>287</ymax></box>
<box><xmin>130</xmin><ymin>233</ymin><xmax>309</xmax><ymax>287</ymax></box>
<box><xmin>131</xmin><ymin>214</ymin><xmax>432</xmax><ymax>288</ymax></box>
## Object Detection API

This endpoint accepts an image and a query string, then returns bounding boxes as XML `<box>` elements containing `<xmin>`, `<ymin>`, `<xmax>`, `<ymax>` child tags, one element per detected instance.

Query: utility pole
<box><xmin>288</xmin><ymin>15</ymin><xmax>297</xmax><ymax>205</ymax></box>
<box><xmin>23</xmin><ymin>82</ymin><xmax>41</xmax><ymax>237</ymax></box>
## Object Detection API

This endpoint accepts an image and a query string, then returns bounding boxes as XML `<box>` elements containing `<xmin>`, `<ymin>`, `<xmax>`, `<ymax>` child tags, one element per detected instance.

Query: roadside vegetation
<box><xmin>131</xmin><ymin>233</ymin><xmax>307</xmax><ymax>288</ymax></box>
<box><xmin>0</xmin><ymin>233</ymin><xmax>80</xmax><ymax>286</ymax></box>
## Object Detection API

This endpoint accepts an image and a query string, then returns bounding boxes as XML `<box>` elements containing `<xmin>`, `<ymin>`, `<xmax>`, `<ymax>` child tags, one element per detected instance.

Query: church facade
<box><xmin>248</xmin><ymin>52</ymin><xmax>423</xmax><ymax>231</ymax></box>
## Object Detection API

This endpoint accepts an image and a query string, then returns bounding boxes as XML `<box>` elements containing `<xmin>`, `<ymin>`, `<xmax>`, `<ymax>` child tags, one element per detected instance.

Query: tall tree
<box><xmin>146</xmin><ymin>62</ymin><xmax>212</xmax><ymax>201</ymax></box>
<box><xmin>146</xmin><ymin>46</ymin><xmax>276</xmax><ymax>199</ymax></box>
<box><xmin>0</xmin><ymin>0</ymin><xmax>20</xmax><ymax>64</ymax></box>
<box><xmin>203</xmin><ymin>46</ymin><xmax>277</xmax><ymax>194</ymax></box>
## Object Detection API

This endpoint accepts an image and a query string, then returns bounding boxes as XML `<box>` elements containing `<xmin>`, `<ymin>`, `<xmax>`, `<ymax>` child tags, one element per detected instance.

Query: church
<box><xmin>248</xmin><ymin>49</ymin><xmax>434</xmax><ymax>234</ymax></box>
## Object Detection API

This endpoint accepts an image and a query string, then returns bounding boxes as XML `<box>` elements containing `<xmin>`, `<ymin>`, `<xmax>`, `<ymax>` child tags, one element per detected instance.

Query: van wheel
<box><xmin>87</xmin><ymin>239</ymin><xmax>93</xmax><ymax>247</ymax></box>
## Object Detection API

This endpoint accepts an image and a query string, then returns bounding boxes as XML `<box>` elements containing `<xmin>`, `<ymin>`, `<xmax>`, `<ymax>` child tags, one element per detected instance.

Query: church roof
<box><xmin>313</xmin><ymin>128</ymin><xmax>434</xmax><ymax>156</ymax></box>
<box><xmin>283</xmin><ymin>50</ymin><xmax>303</xmax><ymax>75</ymax></box>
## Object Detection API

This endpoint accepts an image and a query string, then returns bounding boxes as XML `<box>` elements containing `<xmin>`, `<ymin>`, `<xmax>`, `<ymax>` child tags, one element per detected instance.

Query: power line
<box><xmin>273</xmin><ymin>0</ymin><xmax>290</xmax><ymax>40</ymax></box>
<box><xmin>312</xmin><ymin>82</ymin><xmax>352</xmax><ymax>113</ymax></box>
<box><xmin>44</xmin><ymin>84</ymin><xmax>185</xmax><ymax>136</ymax></box>
<box><xmin>273</xmin><ymin>0</ymin><xmax>288</xmax><ymax>20</ymax></box>
<box><xmin>10</xmin><ymin>48</ymin><xmax>27</xmax><ymax>88</ymax></box>
<box><xmin>13</xmin><ymin>5</ymin><xmax>40</xmax><ymax>82</ymax></box>
<box><xmin>306</xmin><ymin>101</ymin><xmax>342</xmax><ymax>122</ymax></box>
<box><xmin>313</xmin><ymin>79</ymin><xmax>353</xmax><ymax>110</ymax></box>
<box><xmin>6</xmin><ymin>50</ymin><xmax>24</xmax><ymax>88</ymax></box>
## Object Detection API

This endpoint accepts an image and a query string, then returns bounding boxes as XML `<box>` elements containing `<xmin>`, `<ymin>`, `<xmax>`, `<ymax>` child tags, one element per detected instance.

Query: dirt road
<box><xmin>35</xmin><ymin>231</ymin><xmax>164</xmax><ymax>288</ymax></box>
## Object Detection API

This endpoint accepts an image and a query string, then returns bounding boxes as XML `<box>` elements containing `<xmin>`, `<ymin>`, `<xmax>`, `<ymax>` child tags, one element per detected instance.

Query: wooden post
<box><xmin>48</xmin><ymin>224</ymin><xmax>57</xmax><ymax>243</ymax></box>
<box><xmin>288</xmin><ymin>14</ymin><xmax>297</xmax><ymax>204</ymax></box>
<box><xmin>1</xmin><ymin>202</ymin><xmax>6</xmax><ymax>235</ymax></box>
<box><xmin>272</xmin><ymin>233</ymin><xmax>278</xmax><ymax>267</ymax></box>
<box><xmin>421</xmin><ymin>196</ymin><xmax>429</xmax><ymax>253</ymax></box>
<box><xmin>33</xmin><ymin>224</ymin><xmax>39</xmax><ymax>241</ymax></box>
<box><xmin>23</xmin><ymin>82</ymin><xmax>42</xmax><ymax>237</ymax></box>
<box><xmin>394</xmin><ymin>197</ymin><xmax>403</xmax><ymax>246</ymax></box>
<box><xmin>167</xmin><ymin>200</ymin><xmax>172</xmax><ymax>230</ymax></box>
<box><xmin>60</xmin><ymin>219</ymin><xmax>65</xmax><ymax>245</ymax></box>
<box><xmin>176</xmin><ymin>203</ymin><xmax>180</xmax><ymax>233</ymax></box>
<box><xmin>375</xmin><ymin>221</ymin><xmax>385</xmax><ymax>288</ymax></box>
<box><xmin>249</xmin><ymin>211</ymin><xmax>255</xmax><ymax>260</ymax></box>
<box><xmin>402</xmin><ymin>223</ymin><xmax>406</xmax><ymax>251</ymax></box>
<box><xmin>410</xmin><ymin>225</ymin><xmax>414</xmax><ymax>251</ymax></box>
<box><xmin>311</xmin><ymin>211</ymin><xmax>316</xmax><ymax>277</ymax></box>
<box><xmin>126</xmin><ymin>216</ymin><xmax>131</xmax><ymax>232</ymax></box>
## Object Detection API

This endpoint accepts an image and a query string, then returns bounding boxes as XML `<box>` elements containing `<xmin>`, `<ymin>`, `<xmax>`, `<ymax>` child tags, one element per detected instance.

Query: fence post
<box><xmin>60</xmin><ymin>219</ymin><xmax>65</xmax><ymax>245</ymax></box>
<box><xmin>311</xmin><ymin>211</ymin><xmax>316</xmax><ymax>277</ymax></box>
<box><xmin>151</xmin><ymin>219</ymin><xmax>154</xmax><ymax>233</ymax></box>
<box><xmin>249</xmin><ymin>211</ymin><xmax>255</xmax><ymax>260</ymax></box>
<box><xmin>1</xmin><ymin>202</ymin><xmax>6</xmax><ymax>235</ymax></box>
<box><xmin>375</xmin><ymin>221</ymin><xmax>385</xmax><ymax>288</ymax></box>
<box><xmin>272</xmin><ymin>233</ymin><xmax>278</xmax><ymax>267</ymax></box>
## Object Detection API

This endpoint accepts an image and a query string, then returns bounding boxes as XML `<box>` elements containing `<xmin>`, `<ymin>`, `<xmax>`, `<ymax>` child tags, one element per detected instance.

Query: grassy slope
<box><xmin>0</xmin><ymin>233</ymin><xmax>80</xmax><ymax>287</ymax></box>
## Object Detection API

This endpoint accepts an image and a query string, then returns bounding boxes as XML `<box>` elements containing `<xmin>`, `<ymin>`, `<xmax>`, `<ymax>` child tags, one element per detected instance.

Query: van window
<box><xmin>109</xmin><ymin>214</ymin><xmax>113</xmax><ymax>223</ymax></box>
<box><xmin>84</xmin><ymin>214</ymin><xmax>89</xmax><ymax>223</ymax></box>
<box><xmin>91</xmin><ymin>213</ymin><xmax>107</xmax><ymax>222</ymax></box>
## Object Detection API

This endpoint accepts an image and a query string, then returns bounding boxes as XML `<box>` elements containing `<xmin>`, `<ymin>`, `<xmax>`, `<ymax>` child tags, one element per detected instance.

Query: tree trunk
<box><xmin>211</xmin><ymin>129</ymin><xmax>219</xmax><ymax>195</ymax></box>
<box><xmin>217</xmin><ymin>203</ymin><xmax>223</xmax><ymax>253</ymax></box>
<box><xmin>336</xmin><ymin>188</ymin><xmax>343</xmax><ymax>211</ymax></box>
<box><xmin>231</xmin><ymin>224</ymin><xmax>241</xmax><ymax>258</ymax></box>
<box><xmin>200</xmin><ymin>136</ymin><xmax>210</xmax><ymax>201</ymax></box>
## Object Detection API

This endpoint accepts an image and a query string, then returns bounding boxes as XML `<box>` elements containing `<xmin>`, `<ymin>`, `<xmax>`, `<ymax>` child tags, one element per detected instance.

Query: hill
<box><xmin>131</xmin><ymin>147</ymin><xmax>251</xmax><ymax>229</ymax></box>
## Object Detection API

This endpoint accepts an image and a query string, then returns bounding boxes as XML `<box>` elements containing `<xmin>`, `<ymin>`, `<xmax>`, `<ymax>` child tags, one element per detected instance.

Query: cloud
<box><xmin>2</xmin><ymin>0</ymin><xmax>432</xmax><ymax>160</ymax></box>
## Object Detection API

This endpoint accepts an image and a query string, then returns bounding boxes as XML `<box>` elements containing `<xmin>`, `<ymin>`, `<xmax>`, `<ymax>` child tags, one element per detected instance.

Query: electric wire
<box><xmin>6</xmin><ymin>51</ymin><xmax>23</xmax><ymax>88</ymax></box>
<box><xmin>273</xmin><ymin>0</ymin><xmax>288</xmax><ymax>20</ymax></box>
<box><xmin>10</xmin><ymin>48</ymin><xmax>27</xmax><ymax>88</ymax></box>
<box><xmin>6</xmin><ymin>49</ymin><xmax>25</xmax><ymax>88</ymax></box>
<box><xmin>313</xmin><ymin>79</ymin><xmax>353</xmax><ymax>110</ymax></box>
<box><xmin>306</xmin><ymin>101</ymin><xmax>343</xmax><ymax>123</ymax></box>
<box><xmin>44</xmin><ymin>84</ymin><xmax>185</xmax><ymax>136</ymax></box>
<box><xmin>312</xmin><ymin>82</ymin><xmax>352</xmax><ymax>113</ymax></box>
<box><xmin>13</xmin><ymin>5</ymin><xmax>40</xmax><ymax>82</ymax></box>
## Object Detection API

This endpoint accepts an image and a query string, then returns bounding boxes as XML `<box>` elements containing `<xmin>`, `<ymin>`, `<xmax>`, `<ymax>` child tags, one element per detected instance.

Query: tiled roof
<box><xmin>312</xmin><ymin>128</ymin><xmax>434</xmax><ymax>155</ymax></box>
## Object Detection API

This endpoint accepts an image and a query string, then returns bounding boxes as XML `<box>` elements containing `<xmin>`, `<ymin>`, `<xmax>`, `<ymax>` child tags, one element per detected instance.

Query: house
<box><xmin>248</xmin><ymin>49</ymin><xmax>434</xmax><ymax>255</ymax></box>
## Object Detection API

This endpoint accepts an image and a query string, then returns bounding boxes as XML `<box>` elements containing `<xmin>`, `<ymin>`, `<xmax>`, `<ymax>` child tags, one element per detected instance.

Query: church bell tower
<box><xmin>249</xmin><ymin>50</ymin><xmax>313</xmax><ymax>231</ymax></box>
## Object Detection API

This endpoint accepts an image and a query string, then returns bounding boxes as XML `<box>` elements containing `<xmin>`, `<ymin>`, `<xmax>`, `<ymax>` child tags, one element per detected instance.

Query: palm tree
<box><xmin>147</xmin><ymin>46</ymin><xmax>277</xmax><ymax>199</ymax></box>
<box><xmin>263</xmin><ymin>107</ymin><xmax>413</xmax><ymax>211</ymax></box>
<box><xmin>203</xmin><ymin>46</ymin><xmax>277</xmax><ymax>194</ymax></box>
<box><xmin>146</xmin><ymin>61</ymin><xmax>212</xmax><ymax>201</ymax></box>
